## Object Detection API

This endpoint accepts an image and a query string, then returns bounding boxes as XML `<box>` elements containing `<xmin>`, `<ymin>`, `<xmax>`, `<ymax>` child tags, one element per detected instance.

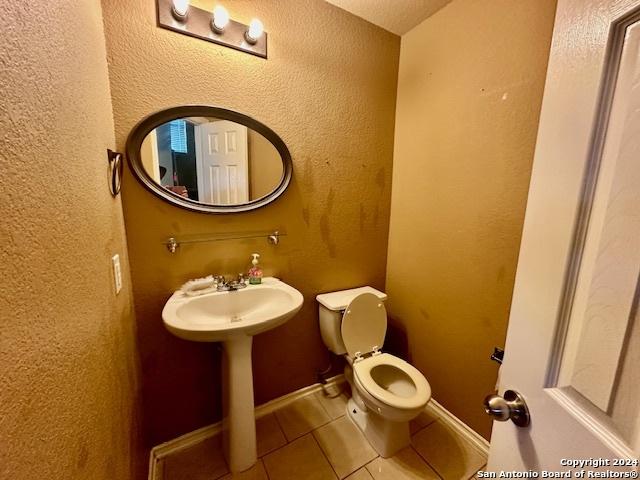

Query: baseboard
<box><xmin>426</xmin><ymin>398</ymin><xmax>490</xmax><ymax>455</ymax></box>
<box><xmin>148</xmin><ymin>375</ymin><xmax>490</xmax><ymax>480</ymax></box>
<box><xmin>147</xmin><ymin>374</ymin><xmax>346</xmax><ymax>480</ymax></box>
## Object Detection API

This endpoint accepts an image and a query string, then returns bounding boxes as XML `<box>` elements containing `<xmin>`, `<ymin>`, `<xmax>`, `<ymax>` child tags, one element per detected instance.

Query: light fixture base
<box><xmin>211</xmin><ymin>20</ymin><xmax>226</xmax><ymax>34</ymax></box>
<box><xmin>244</xmin><ymin>31</ymin><xmax>258</xmax><ymax>45</ymax></box>
<box><xmin>171</xmin><ymin>5</ymin><xmax>188</xmax><ymax>21</ymax></box>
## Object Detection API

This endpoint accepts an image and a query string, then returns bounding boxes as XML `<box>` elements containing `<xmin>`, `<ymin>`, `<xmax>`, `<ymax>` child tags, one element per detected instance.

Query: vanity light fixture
<box><xmin>211</xmin><ymin>5</ymin><xmax>230</xmax><ymax>33</ymax></box>
<box><xmin>245</xmin><ymin>19</ymin><xmax>264</xmax><ymax>44</ymax></box>
<box><xmin>171</xmin><ymin>0</ymin><xmax>189</xmax><ymax>20</ymax></box>
<box><xmin>157</xmin><ymin>0</ymin><xmax>267</xmax><ymax>58</ymax></box>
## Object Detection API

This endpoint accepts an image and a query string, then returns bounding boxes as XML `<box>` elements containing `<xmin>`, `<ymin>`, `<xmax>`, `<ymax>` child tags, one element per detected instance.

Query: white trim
<box><xmin>148</xmin><ymin>129</ymin><xmax>161</xmax><ymax>183</ymax></box>
<box><xmin>194</xmin><ymin>124</ymin><xmax>204</xmax><ymax>199</ymax></box>
<box><xmin>147</xmin><ymin>375</ymin><xmax>346</xmax><ymax>480</ymax></box>
<box><xmin>147</xmin><ymin>375</ymin><xmax>490</xmax><ymax>480</ymax></box>
<box><xmin>426</xmin><ymin>398</ymin><xmax>490</xmax><ymax>456</ymax></box>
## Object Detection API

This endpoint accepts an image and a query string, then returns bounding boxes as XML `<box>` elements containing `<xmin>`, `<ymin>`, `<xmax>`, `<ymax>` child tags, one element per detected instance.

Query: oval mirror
<box><xmin>126</xmin><ymin>106</ymin><xmax>292</xmax><ymax>213</ymax></box>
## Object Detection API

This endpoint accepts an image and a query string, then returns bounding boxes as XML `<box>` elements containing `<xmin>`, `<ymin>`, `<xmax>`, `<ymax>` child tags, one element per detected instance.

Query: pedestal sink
<box><xmin>162</xmin><ymin>277</ymin><xmax>303</xmax><ymax>472</ymax></box>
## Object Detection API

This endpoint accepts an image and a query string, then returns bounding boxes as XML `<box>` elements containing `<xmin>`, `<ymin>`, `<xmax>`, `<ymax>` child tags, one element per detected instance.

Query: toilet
<box><xmin>317</xmin><ymin>287</ymin><xmax>431</xmax><ymax>457</ymax></box>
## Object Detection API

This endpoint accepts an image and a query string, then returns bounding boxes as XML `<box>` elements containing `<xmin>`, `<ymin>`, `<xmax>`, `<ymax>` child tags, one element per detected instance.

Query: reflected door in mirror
<box><xmin>195</xmin><ymin>121</ymin><xmax>249</xmax><ymax>204</ymax></box>
<box><xmin>139</xmin><ymin>116</ymin><xmax>284</xmax><ymax>206</ymax></box>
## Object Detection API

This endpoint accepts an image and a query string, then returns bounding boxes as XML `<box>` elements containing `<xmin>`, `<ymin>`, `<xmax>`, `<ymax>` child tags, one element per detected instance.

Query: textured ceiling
<box><xmin>324</xmin><ymin>0</ymin><xmax>451</xmax><ymax>35</ymax></box>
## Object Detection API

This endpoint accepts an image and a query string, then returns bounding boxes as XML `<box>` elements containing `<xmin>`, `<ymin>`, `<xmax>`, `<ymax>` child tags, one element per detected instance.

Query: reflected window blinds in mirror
<box><xmin>126</xmin><ymin>106</ymin><xmax>292</xmax><ymax>213</ymax></box>
<box><xmin>158</xmin><ymin>0</ymin><xmax>267</xmax><ymax>58</ymax></box>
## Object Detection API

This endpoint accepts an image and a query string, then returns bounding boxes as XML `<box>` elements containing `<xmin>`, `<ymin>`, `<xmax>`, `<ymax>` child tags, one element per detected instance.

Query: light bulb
<box><xmin>212</xmin><ymin>5</ymin><xmax>230</xmax><ymax>33</ymax></box>
<box><xmin>245</xmin><ymin>18</ymin><xmax>264</xmax><ymax>44</ymax></box>
<box><xmin>171</xmin><ymin>0</ymin><xmax>189</xmax><ymax>19</ymax></box>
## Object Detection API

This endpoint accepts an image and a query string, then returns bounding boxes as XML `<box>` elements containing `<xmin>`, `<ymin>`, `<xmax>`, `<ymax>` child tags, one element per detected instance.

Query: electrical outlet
<box><xmin>112</xmin><ymin>254</ymin><xmax>122</xmax><ymax>294</ymax></box>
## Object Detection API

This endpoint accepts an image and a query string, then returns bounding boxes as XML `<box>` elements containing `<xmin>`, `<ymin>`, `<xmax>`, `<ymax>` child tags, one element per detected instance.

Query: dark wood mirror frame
<box><xmin>125</xmin><ymin>105</ymin><xmax>292</xmax><ymax>214</ymax></box>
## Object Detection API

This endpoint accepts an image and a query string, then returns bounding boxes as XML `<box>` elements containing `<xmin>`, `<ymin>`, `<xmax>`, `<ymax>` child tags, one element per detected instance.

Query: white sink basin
<box><xmin>163</xmin><ymin>277</ymin><xmax>303</xmax><ymax>342</ymax></box>
<box><xmin>161</xmin><ymin>277</ymin><xmax>303</xmax><ymax>473</ymax></box>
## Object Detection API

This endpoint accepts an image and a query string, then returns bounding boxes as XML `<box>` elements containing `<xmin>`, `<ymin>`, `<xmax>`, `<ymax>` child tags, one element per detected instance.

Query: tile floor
<box><xmin>161</xmin><ymin>389</ymin><xmax>487</xmax><ymax>480</ymax></box>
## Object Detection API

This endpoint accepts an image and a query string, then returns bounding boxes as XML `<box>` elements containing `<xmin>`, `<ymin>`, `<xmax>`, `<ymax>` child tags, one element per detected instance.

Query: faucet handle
<box><xmin>213</xmin><ymin>275</ymin><xmax>225</xmax><ymax>284</ymax></box>
<box><xmin>237</xmin><ymin>273</ymin><xmax>246</xmax><ymax>283</ymax></box>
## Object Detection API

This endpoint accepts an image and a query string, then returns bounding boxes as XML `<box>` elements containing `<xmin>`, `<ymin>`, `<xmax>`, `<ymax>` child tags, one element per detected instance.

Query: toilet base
<box><xmin>346</xmin><ymin>398</ymin><xmax>410</xmax><ymax>458</ymax></box>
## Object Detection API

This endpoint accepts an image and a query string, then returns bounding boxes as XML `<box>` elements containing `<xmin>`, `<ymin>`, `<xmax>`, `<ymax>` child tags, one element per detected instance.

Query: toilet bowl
<box><xmin>316</xmin><ymin>289</ymin><xmax>431</xmax><ymax>457</ymax></box>
<box><xmin>353</xmin><ymin>352</ymin><xmax>431</xmax><ymax>422</ymax></box>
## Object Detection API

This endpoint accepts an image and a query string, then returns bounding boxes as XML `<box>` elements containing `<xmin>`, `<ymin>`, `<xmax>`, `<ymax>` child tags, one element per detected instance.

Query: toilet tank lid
<box><xmin>316</xmin><ymin>286</ymin><xmax>387</xmax><ymax>311</ymax></box>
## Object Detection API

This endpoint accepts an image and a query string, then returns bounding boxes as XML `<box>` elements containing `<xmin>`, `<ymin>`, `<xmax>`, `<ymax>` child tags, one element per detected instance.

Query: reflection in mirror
<box><xmin>139</xmin><ymin>117</ymin><xmax>284</xmax><ymax>205</ymax></box>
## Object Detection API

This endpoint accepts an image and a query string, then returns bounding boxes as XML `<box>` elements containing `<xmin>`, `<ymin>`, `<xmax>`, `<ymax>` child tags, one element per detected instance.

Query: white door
<box><xmin>487</xmin><ymin>0</ymin><xmax>640</xmax><ymax>474</ymax></box>
<box><xmin>195</xmin><ymin>120</ymin><xmax>249</xmax><ymax>204</ymax></box>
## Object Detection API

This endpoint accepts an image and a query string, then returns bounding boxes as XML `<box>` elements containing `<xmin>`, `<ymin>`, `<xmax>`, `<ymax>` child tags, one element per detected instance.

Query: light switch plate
<box><xmin>112</xmin><ymin>254</ymin><xmax>122</xmax><ymax>294</ymax></box>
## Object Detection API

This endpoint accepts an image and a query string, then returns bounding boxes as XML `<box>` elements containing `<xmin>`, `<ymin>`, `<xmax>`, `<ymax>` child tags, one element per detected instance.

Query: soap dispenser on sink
<box><xmin>248</xmin><ymin>253</ymin><xmax>263</xmax><ymax>285</ymax></box>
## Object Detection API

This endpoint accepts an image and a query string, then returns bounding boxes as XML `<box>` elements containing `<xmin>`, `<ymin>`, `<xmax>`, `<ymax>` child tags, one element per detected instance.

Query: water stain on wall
<box><xmin>359</xmin><ymin>204</ymin><xmax>367</xmax><ymax>233</ymax></box>
<box><xmin>319</xmin><ymin>213</ymin><xmax>337</xmax><ymax>258</ymax></box>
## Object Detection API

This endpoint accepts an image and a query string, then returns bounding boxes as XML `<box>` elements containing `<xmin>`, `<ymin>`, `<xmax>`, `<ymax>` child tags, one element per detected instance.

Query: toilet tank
<box><xmin>316</xmin><ymin>286</ymin><xmax>388</xmax><ymax>355</ymax></box>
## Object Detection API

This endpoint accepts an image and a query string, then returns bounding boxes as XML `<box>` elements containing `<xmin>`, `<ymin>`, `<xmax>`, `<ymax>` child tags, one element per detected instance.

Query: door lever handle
<box><xmin>484</xmin><ymin>389</ymin><xmax>530</xmax><ymax>427</ymax></box>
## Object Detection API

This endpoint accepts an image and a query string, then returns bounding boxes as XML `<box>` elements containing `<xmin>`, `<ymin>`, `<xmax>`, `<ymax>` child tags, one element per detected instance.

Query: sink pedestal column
<box><xmin>222</xmin><ymin>335</ymin><xmax>257</xmax><ymax>473</ymax></box>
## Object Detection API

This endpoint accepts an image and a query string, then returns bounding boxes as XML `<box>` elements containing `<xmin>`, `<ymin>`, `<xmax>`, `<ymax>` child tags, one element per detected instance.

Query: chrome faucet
<box><xmin>228</xmin><ymin>273</ymin><xmax>247</xmax><ymax>291</ymax></box>
<box><xmin>214</xmin><ymin>273</ymin><xmax>247</xmax><ymax>291</ymax></box>
<box><xmin>213</xmin><ymin>275</ymin><xmax>228</xmax><ymax>291</ymax></box>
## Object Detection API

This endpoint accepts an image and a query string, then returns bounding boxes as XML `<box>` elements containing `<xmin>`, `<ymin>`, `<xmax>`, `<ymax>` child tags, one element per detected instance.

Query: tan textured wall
<box><xmin>101</xmin><ymin>0</ymin><xmax>399</xmax><ymax>449</ymax></box>
<box><xmin>0</xmin><ymin>1</ymin><xmax>141</xmax><ymax>479</ymax></box>
<box><xmin>386</xmin><ymin>0</ymin><xmax>556</xmax><ymax>438</ymax></box>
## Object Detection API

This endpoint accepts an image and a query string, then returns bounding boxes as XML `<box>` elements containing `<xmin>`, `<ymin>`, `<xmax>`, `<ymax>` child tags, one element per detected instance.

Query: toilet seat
<box><xmin>353</xmin><ymin>353</ymin><xmax>431</xmax><ymax>410</ymax></box>
<box><xmin>341</xmin><ymin>293</ymin><xmax>387</xmax><ymax>359</ymax></box>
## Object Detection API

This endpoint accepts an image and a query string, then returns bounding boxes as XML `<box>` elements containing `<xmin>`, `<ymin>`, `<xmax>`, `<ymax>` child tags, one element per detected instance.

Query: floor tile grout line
<box><xmin>410</xmin><ymin>444</ymin><xmax>445</xmax><ymax>480</ymax></box>
<box><xmin>362</xmin><ymin>455</ymin><xmax>380</xmax><ymax>479</ymax></box>
<box><xmin>274</xmin><ymin>394</ymin><xmax>334</xmax><ymax>443</ymax></box>
<box><xmin>424</xmin><ymin>415</ymin><xmax>439</xmax><ymax>428</ymax></box>
<box><xmin>410</xmin><ymin>419</ymin><xmax>488</xmax><ymax>480</ymax></box>
<box><xmin>231</xmin><ymin>408</ymin><xmax>293</xmax><ymax>477</ymax></box>
<box><xmin>309</xmin><ymin>393</ymin><xmax>335</xmax><ymax>427</ymax></box>
<box><xmin>253</xmin><ymin>415</ymin><xmax>288</xmax><ymax>459</ymax></box>
<box><xmin>314</xmin><ymin>391</ymin><xmax>335</xmax><ymax>419</ymax></box>
<box><xmin>311</xmin><ymin>417</ymin><xmax>380</xmax><ymax>480</ymax></box>
<box><xmin>261</xmin><ymin>459</ymin><xmax>272</xmax><ymax>480</ymax></box>
<box><xmin>272</xmin><ymin>412</ymin><xmax>288</xmax><ymax>444</ymax></box>
<box><xmin>261</xmin><ymin>412</ymin><xmax>289</xmax><ymax>457</ymax></box>
<box><xmin>272</xmin><ymin>408</ymin><xmax>296</xmax><ymax>445</ymax></box>
<box><xmin>315</xmin><ymin>390</ymin><xmax>349</xmax><ymax>421</ymax></box>
<box><xmin>428</xmin><ymin>417</ymin><xmax>489</xmax><ymax>471</ymax></box>
<box><xmin>467</xmin><ymin>465</ymin><xmax>487</xmax><ymax>480</ymax></box>
<box><xmin>310</xmin><ymin>431</ymin><xmax>341</xmax><ymax>479</ymax></box>
<box><xmin>413</xmin><ymin>415</ymin><xmax>478</xmax><ymax>476</ymax></box>
<box><xmin>213</xmin><ymin>458</ymin><xmax>269</xmax><ymax>480</ymax></box>
<box><xmin>404</xmin><ymin>411</ymin><xmax>439</xmax><ymax>439</ymax></box>
<box><xmin>212</xmin><ymin>466</ymin><xmax>230</xmax><ymax>480</ymax></box>
<box><xmin>410</xmin><ymin>418</ymin><xmax>444</xmax><ymax>478</ymax></box>
<box><xmin>434</xmin><ymin>417</ymin><xmax>489</xmax><ymax>459</ymax></box>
